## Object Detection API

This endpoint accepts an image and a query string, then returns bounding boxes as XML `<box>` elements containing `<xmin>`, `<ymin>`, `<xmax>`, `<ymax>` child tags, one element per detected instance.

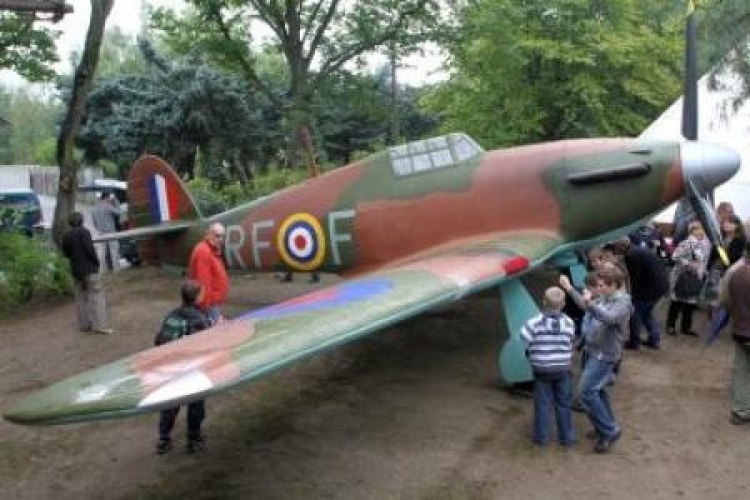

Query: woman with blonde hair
<box><xmin>666</xmin><ymin>221</ymin><xmax>710</xmax><ymax>336</ymax></box>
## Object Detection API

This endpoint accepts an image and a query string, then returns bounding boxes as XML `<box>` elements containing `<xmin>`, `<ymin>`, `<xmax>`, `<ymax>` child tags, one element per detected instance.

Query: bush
<box><xmin>186</xmin><ymin>166</ymin><xmax>309</xmax><ymax>215</ymax></box>
<box><xmin>251</xmin><ymin>166</ymin><xmax>307</xmax><ymax>198</ymax></box>
<box><xmin>0</xmin><ymin>233</ymin><xmax>73</xmax><ymax>317</ymax></box>
<box><xmin>186</xmin><ymin>178</ymin><xmax>228</xmax><ymax>216</ymax></box>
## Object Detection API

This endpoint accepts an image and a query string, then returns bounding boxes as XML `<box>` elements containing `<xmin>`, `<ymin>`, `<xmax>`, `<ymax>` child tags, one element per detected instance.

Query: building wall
<box><xmin>0</xmin><ymin>165</ymin><xmax>103</xmax><ymax>195</ymax></box>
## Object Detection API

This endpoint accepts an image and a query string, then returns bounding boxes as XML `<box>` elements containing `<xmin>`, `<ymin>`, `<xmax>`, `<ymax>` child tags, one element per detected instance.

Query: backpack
<box><xmin>155</xmin><ymin>309</ymin><xmax>192</xmax><ymax>346</ymax></box>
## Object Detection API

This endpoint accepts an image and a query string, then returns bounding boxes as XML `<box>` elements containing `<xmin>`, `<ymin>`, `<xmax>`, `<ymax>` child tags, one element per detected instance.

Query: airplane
<box><xmin>3</xmin><ymin>131</ymin><xmax>739</xmax><ymax>425</ymax></box>
<box><xmin>3</xmin><ymin>6</ymin><xmax>742</xmax><ymax>425</ymax></box>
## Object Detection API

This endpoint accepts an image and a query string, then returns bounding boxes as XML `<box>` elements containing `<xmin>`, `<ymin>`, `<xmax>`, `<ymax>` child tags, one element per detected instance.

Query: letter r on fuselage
<box><xmin>225</xmin><ymin>224</ymin><xmax>246</xmax><ymax>269</ymax></box>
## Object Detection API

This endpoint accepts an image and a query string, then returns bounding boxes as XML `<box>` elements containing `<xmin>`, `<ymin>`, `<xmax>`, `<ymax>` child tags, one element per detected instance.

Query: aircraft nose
<box><xmin>681</xmin><ymin>141</ymin><xmax>741</xmax><ymax>189</ymax></box>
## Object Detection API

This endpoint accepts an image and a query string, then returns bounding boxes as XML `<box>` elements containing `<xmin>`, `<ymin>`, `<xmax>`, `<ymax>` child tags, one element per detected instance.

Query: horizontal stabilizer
<box><xmin>93</xmin><ymin>221</ymin><xmax>191</xmax><ymax>242</ymax></box>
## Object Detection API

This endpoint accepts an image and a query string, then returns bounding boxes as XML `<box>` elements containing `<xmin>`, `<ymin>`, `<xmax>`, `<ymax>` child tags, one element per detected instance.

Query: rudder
<box><xmin>127</xmin><ymin>155</ymin><xmax>203</xmax><ymax>228</ymax></box>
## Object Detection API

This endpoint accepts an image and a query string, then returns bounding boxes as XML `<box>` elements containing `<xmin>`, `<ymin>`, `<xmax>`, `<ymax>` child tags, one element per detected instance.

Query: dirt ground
<box><xmin>1</xmin><ymin>266</ymin><xmax>749</xmax><ymax>500</ymax></box>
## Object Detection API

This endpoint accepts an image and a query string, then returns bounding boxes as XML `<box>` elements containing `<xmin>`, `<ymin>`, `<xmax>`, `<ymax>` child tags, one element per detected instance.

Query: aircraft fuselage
<box><xmin>154</xmin><ymin>135</ymin><xmax>685</xmax><ymax>274</ymax></box>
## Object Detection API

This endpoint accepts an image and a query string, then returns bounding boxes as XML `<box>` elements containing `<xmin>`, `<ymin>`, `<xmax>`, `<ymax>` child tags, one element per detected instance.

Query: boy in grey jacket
<box><xmin>560</xmin><ymin>268</ymin><xmax>632</xmax><ymax>453</ymax></box>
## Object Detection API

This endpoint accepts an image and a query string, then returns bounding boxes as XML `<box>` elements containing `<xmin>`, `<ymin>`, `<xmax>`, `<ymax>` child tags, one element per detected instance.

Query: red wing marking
<box><xmin>503</xmin><ymin>255</ymin><xmax>530</xmax><ymax>275</ymax></box>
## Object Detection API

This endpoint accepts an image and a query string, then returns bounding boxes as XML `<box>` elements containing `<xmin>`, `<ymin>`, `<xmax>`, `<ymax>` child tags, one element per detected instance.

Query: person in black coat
<box><xmin>61</xmin><ymin>212</ymin><xmax>112</xmax><ymax>334</ymax></box>
<box><xmin>609</xmin><ymin>238</ymin><xmax>669</xmax><ymax>349</ymax></box>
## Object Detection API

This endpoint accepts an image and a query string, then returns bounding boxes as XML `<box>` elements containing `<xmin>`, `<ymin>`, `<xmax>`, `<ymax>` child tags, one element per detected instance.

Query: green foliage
<box><xmin>77</xmin><ymin>40</ymin><xmax>273</xmax><ymax>180</ymax></box>
<box><xmin>425</xmin><ymin>0</ymin><xmax>683</xmax><ymax>147</ymax></box>
<box><xmin>250</xmin><ymin>167</ymin><xmax>308</xmax><ymax>198</ymax></box>
<box><xmin>0</xmin><ymin>85</ymin><xmax>62</xmax><ymax>165</ymax></box>
<box><xmin>0</xmin><ymin>13</ymin><xmax>59</xmax><ymax>82</ymax></box>
<box><xmin>151</xmin><ymin>0</ymin><xmax>446</xmax><ymax>168</ymax></box>
<box><xmin>186</xmin><ymin>166</ymin><xmax>308</xmax><ymax>215</ymax></box>
<box><xmin>700</xmin><ymin>0</ymin><xmax>750</xmax><ymax>106</ymax></box>
<box><xmin>95</xmin><ymin>27</ymin><xmax>148</xmax><ymax>78</ymax></box>
<box><xmin>33</xmin><ymin>138</ymin><xmax>57</xmax><ymax>165</ymax></box>
<box><xmin>315</xmin><ymin>69</ymin><xmax>439</xmax><ymax>165</ymax></box>
<box><xmin>185</xmin><ymin>177</ymin><xmax>228</xmax><ymax>216</ymax></box>
<box><xmin>0</xmin><ymin>233</ymin><xmax>72</xmax><ymax>317</ymax></box>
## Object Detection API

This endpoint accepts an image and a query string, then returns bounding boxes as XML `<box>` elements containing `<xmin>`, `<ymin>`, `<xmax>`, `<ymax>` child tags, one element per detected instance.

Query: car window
<box><xmin>0</xmin><ymin>193</ymin><xmax>39</xmax><ymax>210</ymax></box>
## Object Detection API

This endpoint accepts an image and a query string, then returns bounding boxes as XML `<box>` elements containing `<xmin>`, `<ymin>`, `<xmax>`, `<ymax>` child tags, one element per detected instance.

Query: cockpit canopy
<box><xmin>388</xmin><ymin>133</ymin><xmax>483</xmax><ymax>177</ymax></box>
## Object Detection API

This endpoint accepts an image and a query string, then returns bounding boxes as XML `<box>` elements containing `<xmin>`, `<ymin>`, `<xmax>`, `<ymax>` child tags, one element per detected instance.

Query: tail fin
<box><xmin>127</xmin><ymin>155</ymin><xmax>203</xmax><ymax>228</ymax></box>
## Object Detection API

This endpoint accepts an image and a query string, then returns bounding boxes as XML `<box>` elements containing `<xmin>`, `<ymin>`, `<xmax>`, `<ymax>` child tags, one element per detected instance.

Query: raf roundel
<box><xmin>277</xmin><ymin>213</ymin><xmax>327</xmax><ymax>271</ymax></box>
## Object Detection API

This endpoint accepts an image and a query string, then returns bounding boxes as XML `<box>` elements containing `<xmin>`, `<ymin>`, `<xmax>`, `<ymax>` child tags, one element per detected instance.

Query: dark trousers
<box><xmin>630</xmin><ymin>298</ymin><xmax>662</xmax><ymax>346</ymax></box>
<box><xmin>158</xmin><ymin>400</ymin><xmax>205</xmax><ymax>441</ymax></box>
<box><xmin>666</xmin><ymin>300</ymin><xmax>697</xmax><ymax>333</ymax></box>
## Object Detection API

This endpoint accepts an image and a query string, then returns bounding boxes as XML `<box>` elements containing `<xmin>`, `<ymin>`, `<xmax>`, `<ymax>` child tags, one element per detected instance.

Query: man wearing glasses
<box><xmin>188</xmin><ymin>222</ymin><xmax>229</xmax><ymax>325</ymax></box>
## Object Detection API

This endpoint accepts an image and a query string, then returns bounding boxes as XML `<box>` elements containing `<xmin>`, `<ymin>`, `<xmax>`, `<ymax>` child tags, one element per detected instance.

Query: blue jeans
<box><xmin>532</xmin><ymin>371</ymin><xmax>575</xmax><ymax>446</ymax></box>
<box><xmin>630</xmin><ymin>298</ymin><xmax>661</xmax><ymax>346</ymax></box>
<box><xmin>579</xmin><ymin>357</ymin><xmax>620</xmax><ymax>439</ymax></box>
<box><xmin>205</xmin><ymin>305</ymin><xmax>223</xmax><ymax>325</ymax></box>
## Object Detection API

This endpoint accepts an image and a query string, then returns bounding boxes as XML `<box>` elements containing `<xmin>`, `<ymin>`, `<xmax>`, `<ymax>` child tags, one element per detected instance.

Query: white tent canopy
<box><xmin>639</xmin><ymin>72</ymin><xmax>750</xmax><ymax>223</ymax></box>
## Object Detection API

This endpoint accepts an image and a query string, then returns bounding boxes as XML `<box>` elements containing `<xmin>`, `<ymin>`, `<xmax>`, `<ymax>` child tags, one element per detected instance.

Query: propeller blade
<box><xmin>682</xmin><ymin>10</ymin><xmax>698</xmax><ymax>140</ymax></box>
<box><xmin>685</xmin><ymin>177</ymin><xmax>729</xmax><ymax>266</ymax></box>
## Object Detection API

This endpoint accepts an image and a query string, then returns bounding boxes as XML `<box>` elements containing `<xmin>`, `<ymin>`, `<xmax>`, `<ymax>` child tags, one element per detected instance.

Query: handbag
<box><xmin>674</xmin><ymin>268</ymin><xmax>703</xmax><ymax>300</ymax></box>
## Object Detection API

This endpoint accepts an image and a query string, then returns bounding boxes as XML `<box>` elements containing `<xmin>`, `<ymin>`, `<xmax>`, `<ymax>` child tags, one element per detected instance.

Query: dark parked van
<box><xmin>0</xmin><ymin>189</ymin><xmax>43</xmax><ymax>236</ymax></box>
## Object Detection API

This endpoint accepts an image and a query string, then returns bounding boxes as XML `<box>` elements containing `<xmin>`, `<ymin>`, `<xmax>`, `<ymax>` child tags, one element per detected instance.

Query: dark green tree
<box><xmin>0</xmin><ymin>12</ymin><xmax>59</xmax><ymax>81</ymax></box>
<box><xmin>424</xmin><ymin>0</ymin><xmax>684</xmax><ymax>147</ymax></box>
<box><xmin>77</xmin><ymin>40</ymin><xmax>274</xmax><ymax>184</ymax></box>
<box><xmin>150</xmin><ymin>0</ymin><xmax>444</xmax><ymax>171</ymax></box>
<box><xmin>700</xmin><ymin>0</ymin><xmax>750</xmax><ymax>105</ymax></box>
<box><xmin>0</xmin><ymin>86</ymin><xmax>62</xmax><ymax>164</ymax></box>
<box><xmin>315</xmin><ymin>67</ymin><xmax>438</xmax><ymax>164</ymax></box>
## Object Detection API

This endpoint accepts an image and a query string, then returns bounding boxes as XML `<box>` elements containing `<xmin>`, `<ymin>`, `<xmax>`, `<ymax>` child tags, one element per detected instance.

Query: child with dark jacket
<box><xmin>155</xmin><ymin>280</ymin><xmax>212</xmax><ymax>455</ymax></box>
<box><xmin>521</xmin><ymin>286</ymin><xmax>577</xmax><ymax>447</ymax></box>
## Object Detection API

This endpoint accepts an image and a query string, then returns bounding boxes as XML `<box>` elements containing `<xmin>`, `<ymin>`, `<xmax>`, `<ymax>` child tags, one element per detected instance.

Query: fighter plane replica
<box><xmin>3</xmin><ymin>130</ymin><xmax>739</xmax><ymax>425</ymax></box>
<box><xmin>2</xmin><ymin>8</ymin><xmax>742</xmax><ymax>425</ymax></box>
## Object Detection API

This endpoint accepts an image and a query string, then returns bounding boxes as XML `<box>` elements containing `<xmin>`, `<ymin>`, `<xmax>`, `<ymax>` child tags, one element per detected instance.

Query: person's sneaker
<box><xmin>585</xmin><ymin>429</ymin><xmax>600</xmax><ymax>440</ymax></box>
<box><xmin>730</xmin><ymin>412</ymin><xmax>750</xmax><ymax>426</ymax></box>
<box><xmin>594</xmin><ymin>429</ymin><xmax>621</xmax><ymax>454</ymax></box>
<box><xmin>156</xmin><ymin>438</ymin><xmax>172</xmax><ymax>455</ymax></box>
<box><xmin>186</xmin><ymin>435</ymin><xmax>206</xmax><ymax>454</ymax></box>
<box><xmin>642</xmin><ymin>340</ymin><xmax>660</xmax><ymax>349</ymax></box>
<box><xmin>92</xmin><ymin>328</ymin><xmax>113</xmax><ymax>335</ymax></box>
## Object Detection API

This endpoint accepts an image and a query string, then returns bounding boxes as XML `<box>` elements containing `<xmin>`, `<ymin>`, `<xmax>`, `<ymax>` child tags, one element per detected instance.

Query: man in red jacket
<box><xmin>188</xmin><ymin>222</ymin><xmax>229</xmax><ymax>324</ymax></box>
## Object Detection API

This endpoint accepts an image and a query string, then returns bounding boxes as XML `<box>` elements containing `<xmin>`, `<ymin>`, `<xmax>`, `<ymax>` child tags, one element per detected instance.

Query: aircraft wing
<box><xmin>4</xmin><ymin>230</ymin><xmax>562</xmax><ymax>425</ymax></box>
<box><xmin>93</xmin><ymin>221</ymin><xmax>191</xmax><ymax>242</ymax></box>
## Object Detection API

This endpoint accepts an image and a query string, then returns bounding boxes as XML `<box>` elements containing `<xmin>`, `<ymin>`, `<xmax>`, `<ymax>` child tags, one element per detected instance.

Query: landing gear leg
<box><xmin>497</xmin><ymin>280</ymin><xmax>536</xmax><ymax>388</ymax></box>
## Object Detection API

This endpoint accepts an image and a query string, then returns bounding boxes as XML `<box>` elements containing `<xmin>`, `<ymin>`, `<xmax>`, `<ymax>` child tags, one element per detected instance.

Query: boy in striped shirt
<box><xmin>521</xmin><ymin>286</ymin><xmax>577</xmax><ymax>447</ymax></box>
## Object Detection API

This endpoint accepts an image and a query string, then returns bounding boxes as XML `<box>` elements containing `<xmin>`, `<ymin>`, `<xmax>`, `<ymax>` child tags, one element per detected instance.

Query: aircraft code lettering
<box><xmin>225</xmin><ymin>209</ymin><xmax>355</xmax><ymax>269</ymax></box>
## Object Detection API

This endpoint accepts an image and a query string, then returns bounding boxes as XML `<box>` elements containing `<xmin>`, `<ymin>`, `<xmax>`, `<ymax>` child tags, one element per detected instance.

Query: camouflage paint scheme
<box><xmin>4</xmin><ymin>133</ymin><xmax>737</xmax><ymax>425</ymax></box>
